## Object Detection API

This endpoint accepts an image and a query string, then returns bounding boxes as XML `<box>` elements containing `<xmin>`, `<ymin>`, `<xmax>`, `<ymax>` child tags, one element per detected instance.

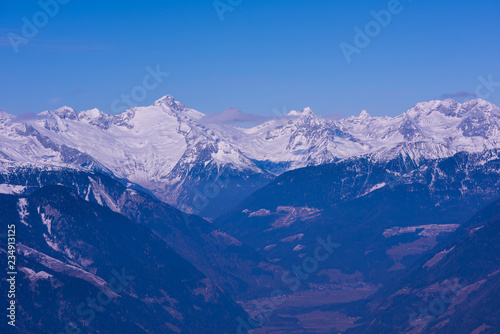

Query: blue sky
<box><xmin>1</xmin><ymin>0</ymin><xmax>499</xmax><ymax>118</ymax></box>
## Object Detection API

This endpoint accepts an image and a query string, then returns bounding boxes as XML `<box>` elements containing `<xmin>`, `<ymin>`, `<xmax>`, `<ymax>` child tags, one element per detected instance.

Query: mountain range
<box><xmin>1</xmin><ymin>95</ymin><xmax>500</xmax><ymax>333</ymax></box>
<box><xmin>1</xmin><ymin>96</ymin><xmax>499</xmax><ymax>217</ymax></box>
<box><xmin>215</xmin><ymin>148</ymin><xmax>500</xmax><ymax>283</ymax></box>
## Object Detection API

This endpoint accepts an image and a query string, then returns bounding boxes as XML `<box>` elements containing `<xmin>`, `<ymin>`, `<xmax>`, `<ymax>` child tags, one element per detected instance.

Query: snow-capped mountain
<box><xmin>233</xmin><ymin>107</ymin><xmax>366</xmax><ymax>174</ymax></box>
<box><xmin>338</xmin><ymin>99</ymin><xmax>500</xmax><ymax>162</ymax></box>
<box><xmin>1</xmin><ymin>95</ymin><xmax>499</xmax><ymax>216</ymax></box>
<box><xmin>0</xmin><ymin>96</ymin><xmax>273</xmax><ymax>216</ymax></box>
<box><xmin>218</xmin><ymin>98</ymin><xmax>500</xmax><ymax>172</ymax></box>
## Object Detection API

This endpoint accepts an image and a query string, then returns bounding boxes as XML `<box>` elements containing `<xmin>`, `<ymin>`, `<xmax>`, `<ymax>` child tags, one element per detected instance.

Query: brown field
<box><xmin>243</xmin><ymin>284</ymin><xmax>377</xmax><ymax>333</ymax></box>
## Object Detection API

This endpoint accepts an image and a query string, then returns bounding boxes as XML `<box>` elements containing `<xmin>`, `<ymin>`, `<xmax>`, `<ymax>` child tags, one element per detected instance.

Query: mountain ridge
<box><xmin>1</xmin><ymin>95</ymin><xmax>500</xmax><ymax>217</ymax></box>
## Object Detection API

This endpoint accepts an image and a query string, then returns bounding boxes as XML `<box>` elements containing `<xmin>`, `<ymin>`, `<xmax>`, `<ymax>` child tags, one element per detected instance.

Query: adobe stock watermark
<box><xmin>213</xmin><ymin>0</ymin><xmax>243</xmax><ymax>22</ymax></box>
<box><xmin>110</xmin><ymin>64</ymin><xmax>169</xmax><ymax>113</ymax></box>
<box><xmin>7</xmin><ymin>0</ymin><xmax>71</xmax><ymax>54</ymax></box>
<box><xmin>339</xmin><ymin>0</ymin><xmax>405</xmax><ymax>64</ymax></box>
<box><xmin>271</xmin><ymin>106</ymin><xmax>289</xmax><ymax>118</ymax></box>
<box><xmin>181</xmin><ymin>104</ymin><xmax>288</xmax><ymax>226</ymax></box>
<box><xmin>231</xmin><ymin>235</ymin><xmax>341</xmax><ymax>334</ymax></box>
<box><xmin>403</xmin><ymin>278</ymin><xmax>462</xmax><ymax>334</ymax></box>
<box><xmin>475</xmin><ymin>74</ymin><xmax>500</xmax><ymax>100</ymax></box>
<box><xmin>57</xmin><ymin>268</ymin><xmax>135</xmax><ymax>334</ymax></box>
<box><xmin>181</xmin><ymin>169</ymin><xmax>233</xmax><ymax>227</ymax></box>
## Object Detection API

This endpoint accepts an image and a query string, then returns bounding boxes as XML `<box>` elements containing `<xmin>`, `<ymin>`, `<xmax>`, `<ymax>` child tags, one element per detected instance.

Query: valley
<box><xmin>1</xmin><ymin>96</ymin><xmax>500</xmax><ymax>333</ymax></box>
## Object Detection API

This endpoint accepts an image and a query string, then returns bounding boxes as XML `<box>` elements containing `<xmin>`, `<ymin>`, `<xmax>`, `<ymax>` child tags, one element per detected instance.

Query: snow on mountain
<box><xmin>0</xmin><ymin>95</ymin><xmax>270</xmax><ymax>215</ymax></box>
<box><xmin>225</xmin><ymin>98</ymin><xmax>500</xmax><ymax>172</ymax></box>
<box><xmin>232</xmin><ymin>107</ymin><xmax>367</xmax><ymax>173</ymax></box>
<box><xmin>339</xmin><ymin>98</ymin><xmax>500</xmax><ymax>162</ymax></box>
<box><xmin>1</xmin><ymin>95</ymin><xmax>500</xmax><ymax>215</ymax></box>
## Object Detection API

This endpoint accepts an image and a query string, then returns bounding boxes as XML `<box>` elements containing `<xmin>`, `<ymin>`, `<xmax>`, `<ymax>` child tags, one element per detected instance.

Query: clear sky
<box><xmin>1</xmin><ymin>0</ymin><xmax>499</xmax><ymax>119</ymax></box>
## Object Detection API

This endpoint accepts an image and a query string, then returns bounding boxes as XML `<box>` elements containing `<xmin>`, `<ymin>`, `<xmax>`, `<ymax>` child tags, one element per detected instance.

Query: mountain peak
<box><xmin>440</xmin><ymin>98</ymin><xmax>459</xmax><ymax>107</ymax></box>
<box><xmin>0</xmin><ymin>110</ymin><xmax>12</xmax><ymax>120</ymax></box>
<box><xmin>410</xmin><ymin>100</ymin><xmax>443</xmax><ymax>111</ymax></box>
<box><xmin>153</xmin><ymin>94</ymin><xmax>175</xmax><ymax>105</ymax></box>
<box><xmin>153</xmin><ymin>94</ymin><xmax>188</xmax><ymax>112</ymax></box>
<box><xmin>40</xmin><ymin>106</ymin><xmax>79</xmax><ymax>120</ymax></box>
<box><xmin>79</xmin><ymin>108</ymin><xmax>111</xmax><ymax>129</ymax></box>
<box><xmin>359</xmin><ymin>110</ymin><xmax>370</xmax><ymax>119</ymax></box>
<box><xmin>405</xmin><ymin>99</ymin><xmax>460</xmax><ymax>118</ymax></box>
<box><xmin>462</xmin><ymin>98</ymin><xmax>500</xmax><ymax>113</ymax></box>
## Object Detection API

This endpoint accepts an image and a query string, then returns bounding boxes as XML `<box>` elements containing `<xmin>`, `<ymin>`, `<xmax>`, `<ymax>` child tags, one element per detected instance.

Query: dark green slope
<box><xmin>0</xmin><ymin>186</ymin><xmax>248</xmax><ymax>333</ymax></box>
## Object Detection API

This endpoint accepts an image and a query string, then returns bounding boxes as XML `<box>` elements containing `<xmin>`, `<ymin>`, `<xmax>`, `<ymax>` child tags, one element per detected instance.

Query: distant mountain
<box><xmin>215</xmin><ymin>149</ymin><xmax>500</xmax><ymax>284</ymax></box>
<box><xmin>1</xmin><ymin>96</ymin><xmax>500</xmax><ymax>217</ymax></box>
<box><xmin>0</xmin><ymin>96</ymin><xmax>273</xmax><ymax>218</ymax></box>
<box><xmin>0</xmin><ymin>166</ymin><xmax>287</xmax><ymax>300</ymax></box>
<box><xmin>347</xmin><ymin>195</ymin><xmax>500</xmax><ymax>334</ymax></box>
<box><xmin>337</xmin><ymin>99</ymin><xmax>500</xmax><ymax>162</ymax></box>
<box><xmin>0</xmin><ymin>186</ymin><xmax>248</xmax><ymax>333</ymax></box>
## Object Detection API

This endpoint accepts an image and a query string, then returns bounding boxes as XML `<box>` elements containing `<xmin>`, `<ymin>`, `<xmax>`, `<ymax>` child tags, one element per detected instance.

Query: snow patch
<box><xmin>293</xmin><ymin>244</ymin><xmax>306</xmax><ymax>251</ymax></box>
<box><xmin>248</xmin><ymin>209</ymin><xmax>271</xmax><ymax>217</ymax></box>
<box><xmin>43</xmin><ymin>233</ymin><xmax>62</xmax><ymax>252</ymax></box>
<box><xmin>0</xmin><ymin>184</ymin><xmax>26</xmax><ymax>194</ymax></box>
<box><xmin>383</xmin><ymin>224</ymin><xmax>459</xmax><ymax>238</ymax></box>
<box><xmin>280</xmin><ymin>233</ymin><xmax>304</xmax><ymax>243</ymax></box>
<box><xmin>364</xmin><ymin>182</ymin><xmax>387</xmax><ymax>195</ymax></box>
<box><xmin>18</xmin><ymin>243</ymin><xmax>119</xmax><ymax>298</ymax></box>
<box><xmin>210</xmin><ymin>230</ymin><xmax>242</xmax><ymax>246</ymax></box>
<box><xmin>17</xmin><ymin>198</ymin><xmax>29</xmax><ymax>226</ymax></box>
<box><xmin>272</xmin><ymin>206</ymin><xmax>321</xmax><ymax>229</ymax></box>
<box><xmin>423</xmin><ymin>247</ymin><xmax>456</xmax><ymax>268</ymax></box>
<box><xmin>41</xmin><ymin>213</ymin><xmax>52</xmax><ymax>235</ymax></box>
<box><xmin>88</xmin><ymin>177</ymin><xmax>120</xmax><ymax>213</ymax></box>
<box><xmin>469</xmin><ymin>225</ymin><xmax>485</xmax><ymax>235</ymax></box>
<box><xmin>264</xmin><ymin>244</ymin><xmax>276</xmax><ymax>251</ymax></box>
<box><xmin>19</xmin><ymin>267</ymin><xmax>53</xmax><ymax>284</ymax></box>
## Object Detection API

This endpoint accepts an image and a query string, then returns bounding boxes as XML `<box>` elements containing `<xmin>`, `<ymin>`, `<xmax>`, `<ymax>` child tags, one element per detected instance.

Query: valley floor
<box><xmin>242</xmin><ymin>284</ymin><xmax>378</xmax><ymax>333</ymax></box>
